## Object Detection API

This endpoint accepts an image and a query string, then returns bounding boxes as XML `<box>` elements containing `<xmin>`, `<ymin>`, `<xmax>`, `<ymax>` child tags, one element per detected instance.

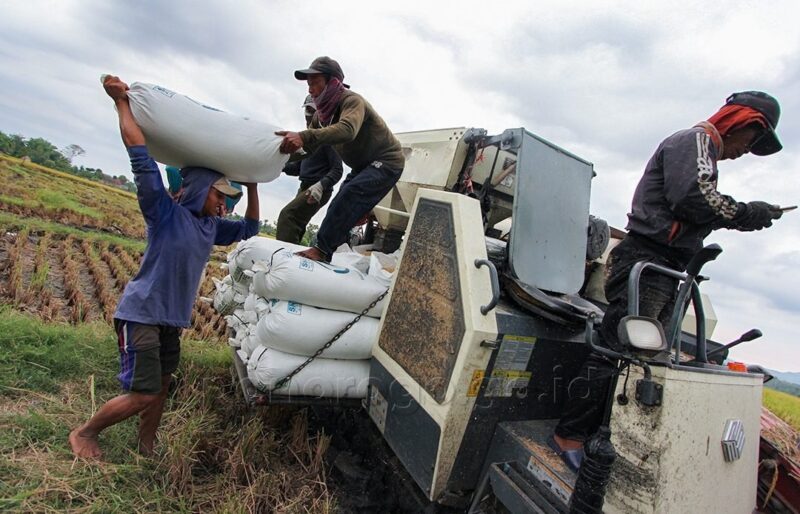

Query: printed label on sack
<box><xmin>184</xmin><ymin>94</ymin><xmax>223</xmax><ymax>112</ymax></box>
<box><xmin>299</xmin><ymin>259</ymin><xmax>314</xmax><ymax>272</ymax></box>
<box><xmin>152</xmin><ymin>85</ymin><xmax>175</xmax><ymax>98</ymax></box>
<box><xmin>286</xmin><ymin>302</ymin><xmax>302</xmax><ymax>315</ymax></box>
<box><xmin>319</xmin><ymin>262</ymin><xmax>351</xmax><ymax>275</ymax></box>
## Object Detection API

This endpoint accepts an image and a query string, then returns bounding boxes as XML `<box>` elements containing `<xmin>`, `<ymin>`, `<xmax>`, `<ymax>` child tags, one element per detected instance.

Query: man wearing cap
<box><xmin>166</xmin><ymin>164</ymin><xmax>244</xmax><ymax>212</ymax></box>
<box><xmin>550</xmin><ymin>91</ymin><xmax>787</xmax><ymax>472</ymax></box>
<box><xmin>276</xmin><ymin>56</ymin><xmax>404</xmax><ymax>261</ymax></box>
<box><xmin>276</xmin><ymin>94</ymin><xmax>343</xmax><ymax>244</ymax></box>
<box><xmin>70</xmin><ymin>75</ymin><xmax>260</xmax><ymax>459</ymax></box>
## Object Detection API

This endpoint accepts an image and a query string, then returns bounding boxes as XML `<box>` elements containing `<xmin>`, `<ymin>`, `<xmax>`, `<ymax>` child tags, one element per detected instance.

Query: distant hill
<box><xmin>766</xmin><ymin>377</ymin><xmax>800</xmax><ymax>397</ymax></box>
<box><xmin>0</xmin><ymin>130</ymin><xmax>135</xmax><ymax>193</ymax></box>
<box><xmin>771</xmin><ymin>371</ymin><xmax>800</xmax><ymax>386</ymax></box>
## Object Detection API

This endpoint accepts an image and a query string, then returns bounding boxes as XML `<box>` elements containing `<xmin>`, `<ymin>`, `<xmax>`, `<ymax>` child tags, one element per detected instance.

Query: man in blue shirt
<box><xmin>69</xmin><ymin>75</ymin><xmax>260</xmax><ymax>459</ymax></box>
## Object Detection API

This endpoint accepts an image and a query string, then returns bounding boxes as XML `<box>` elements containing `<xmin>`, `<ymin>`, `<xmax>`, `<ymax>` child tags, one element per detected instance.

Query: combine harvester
<box><xmin>230</xmin><ymin>126</ymin><xmax>798</xmax><ymax>513</ymax></box>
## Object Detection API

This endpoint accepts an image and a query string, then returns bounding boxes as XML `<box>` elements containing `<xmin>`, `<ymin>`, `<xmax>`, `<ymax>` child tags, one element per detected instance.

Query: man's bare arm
<box><xmin>103</xmin><ymin>75</ymin><xmax>145</xmax><ymax>147</ymax></box>
<box><xmin>241</xmin><ymin>182</ymin><xmax>259</xmax><ymax>220</ymax></box>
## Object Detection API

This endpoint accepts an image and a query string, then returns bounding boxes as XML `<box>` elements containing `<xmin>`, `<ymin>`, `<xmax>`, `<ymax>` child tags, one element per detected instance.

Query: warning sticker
<box><xmin>494</xmin><ymin>335</ymin><xmax>535</xmax><ymax>370</ymax></box>
<box><xmin>485</xmin><ymin>370</ymin><xmax>533</xmax><ymax>397</ymax></box>
<box><xmin>467</xmin><ymin>370</ymin><xmax>484</xmax><ymax>397</ymax></box>
<box><xmin>485</xmin><ymin>335</ymin><xmax>535</xmax><ymax>397</ymax></box>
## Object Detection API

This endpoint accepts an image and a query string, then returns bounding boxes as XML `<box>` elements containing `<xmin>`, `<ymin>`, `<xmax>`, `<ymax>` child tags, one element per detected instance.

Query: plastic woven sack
<box><xmin>247</xmin><ymin>345</ymin><xmax>369</xmax><ymax>398</ymax></box>
<box><xmin>252</xmin><ymin>252</ymin><xmax>387</xmax><ymax>317</ymax></box>
<box><xmin>124</xmin><ymin>80</ymin><xmax>288</xmax><ymax>182</ymax></box>
<box><xmin>255</xmin><ymin>300</ymin><xmax>377</xmax><ymax>359</ymax></box>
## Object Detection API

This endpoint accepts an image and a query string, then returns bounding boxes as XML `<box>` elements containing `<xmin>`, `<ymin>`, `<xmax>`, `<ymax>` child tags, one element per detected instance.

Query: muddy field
<box><xmin>0</xmin><ymin>156</ymin><xmax>439</xmax><ymax>512</ymax></box>
<box><xmin>0</xmin><ymin>227</ymin><xmax>229</xmax><ymax>342</ymax></box>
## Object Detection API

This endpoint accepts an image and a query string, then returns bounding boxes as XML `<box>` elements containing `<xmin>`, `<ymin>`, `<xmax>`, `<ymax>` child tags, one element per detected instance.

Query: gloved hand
<box><xmin>734</xmin><ymin>201</ymin><xmax>782</xmax><ymax>231</ymax></box>
<box><xmin>305</xmin><ymin>181</ymin><xmax>324</xmax><ymax>204</ymax></box>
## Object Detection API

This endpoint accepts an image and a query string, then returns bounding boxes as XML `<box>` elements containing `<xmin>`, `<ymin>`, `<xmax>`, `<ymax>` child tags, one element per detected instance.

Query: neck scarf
<box><xmin>314</xmin><ymin>78</ymin><xmax>346</xmax><ymax>125</ymax></box>
<box><xmin>707</xmin><ymin>104</ymin><xmax>767</xmax><ymax>138</ymax></box>
<box><xmin>694</xmin><ymin>121</ymin><xmax>724</xmax><ymax>156</ymax></box>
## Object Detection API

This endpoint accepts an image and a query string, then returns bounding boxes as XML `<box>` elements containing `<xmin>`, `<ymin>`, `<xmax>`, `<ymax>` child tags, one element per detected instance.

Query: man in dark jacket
<box><xmin>276</xmin><ymin>56</ymin><xmax>404</xmax><ymax>261</ymax></box>
<box><xmin>276</xmin><ymin>95</ymin><xmax>343</xmax><ymax>244</ymax></box>
<box><xmin>70</xmin><ymin>75</ymin><xmax>260</xmax><ymax>459</ymax></box>
<box><xmin>550</xmin><ymin>91</ymin><xmax>786</xmax><ymax>472</ymax></box>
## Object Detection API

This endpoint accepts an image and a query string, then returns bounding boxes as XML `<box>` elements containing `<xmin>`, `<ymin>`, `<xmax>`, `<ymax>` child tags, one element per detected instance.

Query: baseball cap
<box><xmin>294</xmin><ymin>56</ymin><xmax>350</xmax><ymax>88</ymax></box>
<box><xmin>725</xmin><ymin>91</ymin><xmax>782</xmax><ymax>155</ymax></box>
<box><xmin>212</xmin><ymin>177</ymin><xmax>243</xmax><ymax>199</ymax></box>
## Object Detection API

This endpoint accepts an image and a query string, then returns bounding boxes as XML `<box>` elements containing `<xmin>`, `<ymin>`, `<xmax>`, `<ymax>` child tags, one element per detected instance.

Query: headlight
<box><xmin>618</xmin><ymin>316</ymin><xmax>668</xmax><ymax>352</ymax></box>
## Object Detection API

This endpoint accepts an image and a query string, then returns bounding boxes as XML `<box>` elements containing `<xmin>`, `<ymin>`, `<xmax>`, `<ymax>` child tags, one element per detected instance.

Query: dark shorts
<box><xmin>114</xmin><ymin>319</ymin><xmax>181</xmax><ymax>395</ymax></box>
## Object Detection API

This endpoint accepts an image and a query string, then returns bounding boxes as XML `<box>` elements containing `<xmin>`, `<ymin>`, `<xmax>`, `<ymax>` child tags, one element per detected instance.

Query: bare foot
<box><xmin>137</xmin><ymin>440</ymin><xmax>155</xmax><ymax>458</ymax></box>
<box><xmin>69</xmin><ymin>427</ymin><xmax>102</xmax><ymax>459</ymax></box>
<box><xmin>553</xmin><ymin>433</ymin><xmax>583</xmax><ymax>452</ymax></box>
<box><xmin>295</xmin><ymin>247</ymin><xmax>326</xmax><ymax>262</ymax></box>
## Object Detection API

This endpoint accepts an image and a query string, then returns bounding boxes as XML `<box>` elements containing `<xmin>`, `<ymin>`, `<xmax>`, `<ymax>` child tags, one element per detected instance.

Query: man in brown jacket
<box><xmin>277</xmin><ymin>56</ymin><xmax>404</xmax><ymax>262</ymax></box>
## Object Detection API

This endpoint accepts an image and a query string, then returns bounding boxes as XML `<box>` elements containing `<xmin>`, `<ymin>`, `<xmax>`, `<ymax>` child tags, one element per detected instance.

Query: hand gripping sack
<box><xmin>125</xmin><ymin>81</ymin><xmax>288</xmax><ymax>182</ymax></box>
<box><xmin>255</xmin><ymin>300</ymin><xmax>377</xmax><ymax>359</ymax></box>
<box><xmin>246</xmin><ymin>345</ymin><xmax>369</xmax><ymax>398</ymax></box>
<box><xmin>251</xmin><ymin>252</ymin><xmax>387</xmax><ymax>317</ymax></box>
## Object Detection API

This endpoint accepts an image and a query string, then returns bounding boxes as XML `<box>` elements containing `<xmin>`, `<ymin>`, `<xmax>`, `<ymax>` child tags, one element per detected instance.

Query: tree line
<box><xmin>0</xmin><ymin>130</ymin><xmax>136</xmax><ymax>193</ymax></box>
<box><xmin>226</xmin><ymin>214</ymin><xmax>318</xmax><ymax>245</ymax></box>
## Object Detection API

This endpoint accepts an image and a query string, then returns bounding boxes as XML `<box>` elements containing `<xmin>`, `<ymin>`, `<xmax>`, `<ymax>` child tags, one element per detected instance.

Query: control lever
<box><xmin>684</xmin><ymin>244</ymin><xmax>723</xmax><ymax>276</ymax></box>
<box><xmin>706</xmin><ymin>328</ymin><xmax>763</xmax><ymax>359</ymax></box>
<box><xmin>667</xmin><ymin>244</ymin><xmax>723</xmax><ymax>363</ymax></box>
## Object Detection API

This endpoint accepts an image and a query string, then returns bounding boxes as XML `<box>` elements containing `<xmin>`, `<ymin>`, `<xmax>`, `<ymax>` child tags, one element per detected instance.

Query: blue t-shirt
<box><xmin>115</xmin><ymin>146</ymin><xmax>258</xmax><ymax>327</ymax></box>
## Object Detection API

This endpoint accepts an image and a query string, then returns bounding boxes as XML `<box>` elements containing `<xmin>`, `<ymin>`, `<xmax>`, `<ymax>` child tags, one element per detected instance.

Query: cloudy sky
<box><xmin>1</xmin><ymin>0</ymin><xmax>798</xmax><ymax>371</ymax></box>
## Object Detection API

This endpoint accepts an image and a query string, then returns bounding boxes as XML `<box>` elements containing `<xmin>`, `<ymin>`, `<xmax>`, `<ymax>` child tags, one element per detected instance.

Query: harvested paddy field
<box><xmin>0</xmin><ymin>155</ymin><xmax>411</xmax><ymax>513</ymax></box>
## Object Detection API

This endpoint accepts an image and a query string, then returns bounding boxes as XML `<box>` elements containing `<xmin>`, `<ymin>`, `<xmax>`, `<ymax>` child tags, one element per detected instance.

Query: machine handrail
<box><xmin>475</xmin><ymin>259</ymin><xmax>500</xmax><ymax>315</ymax></box>
<box><xmin>625</xmin><ymin>244</ymin><xmax>722</xmax><ymax>364</ymax></box>
<box><xmin>626</xmin><ymin>261</ymin><xmax>688</xmax><ymax>316</ymax></box>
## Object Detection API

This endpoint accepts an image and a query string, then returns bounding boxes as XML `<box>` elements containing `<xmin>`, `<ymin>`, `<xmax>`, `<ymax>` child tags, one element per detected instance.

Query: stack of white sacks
<box><xmin>214</xmin><ymin>237</ymin><xmax>398</xmax><ymax>399</ymax></box>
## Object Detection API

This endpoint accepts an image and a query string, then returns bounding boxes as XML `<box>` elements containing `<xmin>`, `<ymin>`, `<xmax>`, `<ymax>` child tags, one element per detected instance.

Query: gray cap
<box><xmin>294</xmin><ymin>56</ymin><xmax>349</xmax><ymax>87</ymax></box>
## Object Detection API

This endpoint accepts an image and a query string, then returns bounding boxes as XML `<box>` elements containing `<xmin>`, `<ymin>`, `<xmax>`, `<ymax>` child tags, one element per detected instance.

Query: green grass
<box><xmin>36</xmin><ymin>190</ymin><xmax>102</xmax><ymax>219</ymax></box>
<box><xmin>0</xmin><ymin>306</ymin><xmax>231</xmax><ymax>397</ymax></box>
<box><xmin>0</xmin><ymin>306</ymin><xmax>116</xmax><ymax>395</ymax></box>
<box><xmin>0</xmin><ymin>307</ymin><xmax>334</xmax><ymax>513</ymax></box>
<box><xmin>2</xmin><ymin>155</ymin><xmax>136</xmax><ymax>201</ymax></box>
<box><xmin>0</xmin><ymin>211</ymin><xmax>145</xmax><ymax>253</ymax></box>
<box><xmin>1</xmin><ymin>190</ymin><xmax>103</xmax><ymax>220</ymax></box>
<box><xmin>0</xmin><ymin>194</ymin><xmax>30</xmax><ymax>208</ymax></box>
<box><xmin>763</xmin><ymin>388</ymin><xmax>800</xmax><ymax>431</ymax></box>
<box><xmin>29</xmin><ymin>261</ymin><xmax>49</xmax><ymax>292</ymax></box>
<box><xmin>0</xmin><ymin>155</ymin><xmax>145</xmax><ymax>240</ymax></box>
